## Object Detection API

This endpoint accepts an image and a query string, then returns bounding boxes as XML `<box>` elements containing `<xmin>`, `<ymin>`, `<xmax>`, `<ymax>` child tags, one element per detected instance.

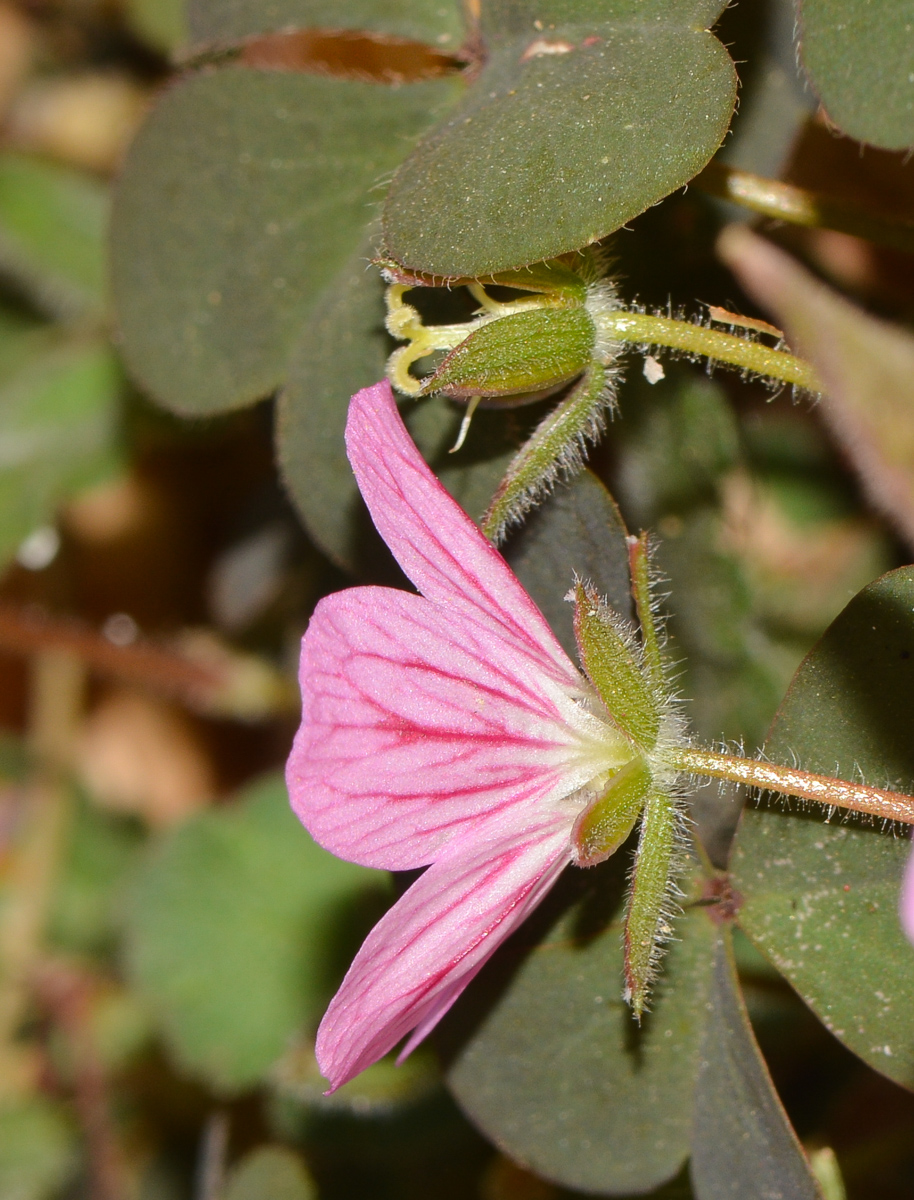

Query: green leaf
<box><xmin>719</xmin><ymin>225</ymin><xmax>914</xmax><ymax>553</ymax></box>
<box><xmin>224</xmin><ymin>1147</ymin><xmax>316</xmax><ymax>1200</ymax></box>
<box><xmin>0</xmin><ymin>1097</ymin><xmax>77</xmax><ymax>1200</ymax></box>
<box><xmin>188</xmin><ymin>0</ymin><xmax>464</xmax><ymax>51</ymax></box>
<box><xmin>655</xmin><ymin>509</ymin><xmax>783</xmax><ymax>748</ymax></box>
<box><xmin>0</xmin><ymin>154</ymin><xmax>107</xmax><ymax>322</ymax></box>
<box><xmin>441</xmin><ymin>859</ymin><xmax>716</xmax><ymax>1194</ymax></box>
<box><xmin>277</xmin><ymin>247</ymin><xmax>519</xmax><ymax>570</ymax></box>
<box><xmin>505</xmin><ymin>467</ymin><xmax>632</xmax><ymax>660</ymax></box>
<box><xmin>48</xmin><ymin>798</ymin><xmax>146</xmax><ymax>959</ymax></box>
<box><xmin>798</xmin><ymin>0</ymin><xmax>914</xmax><ymax>151</ymax></box>
<box><xmin>125</xmin><ymin>773</ymin><xmax>389</xmax><ymax>1092</ymax></box>
<box><xmin>124</xmin><ymin>0</ymin><xmax>187</xmax><ymax>53</ymax></box>
<box><xmin>617</xmin><ymin>366</ymin><xmax>740</xmax><ymax>524</ymax></box>
<box><xmin>276</xmin><ymin>243</ymin><xmax>388</xmax><ymax>568</ymax></box>
<box><xmin>382</xmin><ymin>1</ymin><xmax>737</xmax><ymax>276</ymax></box>
<box><xmin>731</xmin><ymin>566</ymin><xmax>914</xmax><ymax>1089</ymax></box>
<box><xmin>111</xmin><ymin>71</ymin><xmax>459</xmax><ymax>416</ymax></box>
<box><xmin>0</xmin><ymin>335</ymin><xmax>122</xmax><ymax>568</ymax></box>
<box><xmin>690</xmin><ymin>929</ymin><xmax>822</xmax><ymax>1200</ymax></box>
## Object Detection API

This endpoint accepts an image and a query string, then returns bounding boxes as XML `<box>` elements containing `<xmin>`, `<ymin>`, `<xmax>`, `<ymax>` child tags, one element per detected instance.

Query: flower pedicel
<box><xmin>286</xmin><ymin>380</ymin><xmax>914</xmax><ymax>1092</ymax></box>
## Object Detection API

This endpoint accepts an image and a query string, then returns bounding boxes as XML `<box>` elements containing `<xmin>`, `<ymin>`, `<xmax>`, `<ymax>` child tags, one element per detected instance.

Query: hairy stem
<box><xmin>482</xmin><ymin>361</ymin><xmax>610</xmax><ymax>542</ymax></box>
<box><xmin>601</xmin><ymin>311</ymin><xmax>819</xmax><ymax>391</ymax></box>
<box><xmin>667</xmin><ymin>745</ymin><xmax>914</xmax><ymax>825</ymax></box>
<box><xmin>695</xmin><ymin>161</ymin><xmax>914</xmax><ymax>256</ymax></box>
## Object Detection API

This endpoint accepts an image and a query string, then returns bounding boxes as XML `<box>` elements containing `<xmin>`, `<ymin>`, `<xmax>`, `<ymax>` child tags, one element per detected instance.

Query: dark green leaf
<box><xmin>0</xmin><ymin>336</ymin><xmax>122</xmax><ymax>568</ymax></box>
<box><xmin>690</xmin><ymin>929</ymin><xmax>822</xmax><ymax>1200</ymax></box>
<box><xmin>614</xmin><ymin>368</ymin><xmax>777</xmax><ymax>746</ymax></box>
<box><xmin>656</xmin><ymin>509</ymin><xmax>783</xmax><ymax>748</ymax></box>
<box><xmin>383</xmin><ymin>1</ymin><xmax>736</xmax><ymax>276</ymax></box>
<box><xmin>125</xmin><ymin>773</ymin><xmax>389</xmax><ymax>1092</ymax></box>
<box><xmin>616</xmin><ymin>365</ymin><xmax>740</xmax><ymax>525</ymax></box>
<box><xmin>224</xmin><ymin>1147</ymin><xmax>316</xmax><ymax>1200</ymax></box>
<box><xmin>798</xmin><ymin>0</ymin><xmax>914</xmax><ymax>151</ymax></box>
<box><xmin>0</xmin><ymin>154</ymin><xmax>107</xmax><ymax>322</ymax></box>
<box><xmin>188</xmin><ymin>0</ymin><xmax>464</xmax><ymax>52</ymax></box>
<box><xmin>731</xmin><ymin>566</ymin><xmax>914</xmax><ymax>1089</ymax></box>
<box><xmin>277</xmin><ymin>247</ymin><xmax>519</xmax><ymax>570</ymax></box>
<box><xmin>111</xmin><ymin>71</ymin><xmax>458</xmax><ymax>416</ymax></box>
<box><xmin>505</xmin><ymin>468</ymin><xmax>632</xmax><ymax>660</ymax></box>
<box><xmin>441</xmin><ymin>859</ymin><xmax>716</xmax><ymax>1194</ymax></box>
<box><xmin>0</xmin><ymin>1097</ymin><xmax>77</xmax><ymax>1200</ymax></box>
<box><xmin>276</xmin><ymin>243</ymin><xmax>388</xmax><ymax>567</ymax></box>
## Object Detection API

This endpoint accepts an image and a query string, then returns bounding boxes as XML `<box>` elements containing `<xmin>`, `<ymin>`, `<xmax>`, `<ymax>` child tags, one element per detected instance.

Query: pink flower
<box><xmin>286</xmin><ymin>381</ymin><xmax>635</xmax><ymax>1091</ymax></box>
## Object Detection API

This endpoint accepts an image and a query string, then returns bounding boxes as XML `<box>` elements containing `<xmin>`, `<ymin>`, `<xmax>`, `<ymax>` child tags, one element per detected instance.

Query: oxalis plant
<box><xmin>110</xmin><ymin>0</ymin><xmax>914</xmax><ymax>1195</ymax></box>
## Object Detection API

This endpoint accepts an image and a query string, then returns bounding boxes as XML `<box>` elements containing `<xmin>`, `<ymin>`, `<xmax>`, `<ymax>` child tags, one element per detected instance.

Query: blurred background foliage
<box><xmin>0</xmin><ymin>1</ymin><xmax>911</xmax><ymax>1198</ymax></box>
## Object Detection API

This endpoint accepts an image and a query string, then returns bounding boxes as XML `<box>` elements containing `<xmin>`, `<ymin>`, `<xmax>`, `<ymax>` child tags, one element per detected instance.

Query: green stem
<box><xmin>601</xmin><ymin>311</ymin><xmax>820</xmax><ymax>391</ymax></box>
<box><xmin>482</xmin><ymin>360</ymin><xmax>609</xmax><ymax>543</ymax></box>
<box><xmin>666</xmin><ymin>744</ymin><xmax>914</xmax><ymax>825</ymax></box>
<box><xmin>695</xmin><ymin>161</ymin><xmax>914</xmax><ymax>256</ymax></box>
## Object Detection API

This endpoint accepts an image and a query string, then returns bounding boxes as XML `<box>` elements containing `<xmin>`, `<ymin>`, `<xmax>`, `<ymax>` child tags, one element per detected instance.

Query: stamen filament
<box><xmin>666</xmin><ymin>745</ymin><xmax>914</xmax><ymax>825</ymax></box>
<box><xmin>466</xmin><ymin>282</ymin><xmax>549</xmax><ymax>319</ymax></box>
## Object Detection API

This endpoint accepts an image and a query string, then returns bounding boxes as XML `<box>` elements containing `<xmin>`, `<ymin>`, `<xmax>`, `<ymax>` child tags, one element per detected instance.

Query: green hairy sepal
<box><xmin>571</xmin><ymin>554</ymin><xmax>688</xmax><ymax>1019</ymax></box>
<box><xmin>427</xmin><ymin>306</ymin><xmax>596</xmax><ymax>400</ymax></box>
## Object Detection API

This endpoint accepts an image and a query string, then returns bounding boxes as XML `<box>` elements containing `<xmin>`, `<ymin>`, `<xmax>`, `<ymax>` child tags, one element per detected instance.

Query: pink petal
<box><xmin>288</xmin><ymin>584</ymin><xmax>601</xmax><ymax>870</ymax></box>
<box><xmin>345</xmin><ymin>382</ymin><xmax>572</xmax><ymax>683</ymax></box>
<box><xmin>315</xmin><ymin>808</ymin><xmax>572</xmax><ymax>1090</ymax></box>
<box><xmin>902</xmin><ymin>845</ymin><xmax>914</xmax><ymax>947</ymax></box>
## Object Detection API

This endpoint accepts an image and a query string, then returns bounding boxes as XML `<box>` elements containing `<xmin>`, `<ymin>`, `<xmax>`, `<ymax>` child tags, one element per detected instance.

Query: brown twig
<box><xmin>33</xmin><ymin>961</ymin><xmax>128</xmax><ymax>1200</ymax></box>
<box><xmin>0</xmin><ymin>604</ymin><xmax>217</xmax><ymax>701</ymax></box>
<box><xmin>0</xmin><ymin>605</ymin><xmax>296</xmax><ymax>720</ymax></box>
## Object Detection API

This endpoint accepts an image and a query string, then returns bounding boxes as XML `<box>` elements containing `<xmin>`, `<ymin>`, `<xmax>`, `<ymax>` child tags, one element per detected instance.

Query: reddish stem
<box><xmin>0</xmin><ymin>604</ymin><xmax>218</xmax><ymax>706</ymax></box>
<box><xmin>668</xmin><ymin>745</ymin><xmax>914</xmax><ymax>825</ymax></box>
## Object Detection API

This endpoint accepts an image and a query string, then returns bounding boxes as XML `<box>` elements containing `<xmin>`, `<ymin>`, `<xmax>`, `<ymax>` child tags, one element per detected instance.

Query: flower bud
<box><xmin>423</xmin><ymin>304</ymin><xmax>596</xmax><ymax>399</ymax></box>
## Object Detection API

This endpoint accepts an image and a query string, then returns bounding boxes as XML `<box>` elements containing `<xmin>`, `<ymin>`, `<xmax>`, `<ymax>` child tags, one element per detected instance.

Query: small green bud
<box><xmin>571</xmin><ymin>756</ymin><xmax>651</xmax><ymax>867</ymax></box>
<box><xmin>424</xmin><ymin>305</ymin><xmax>596</xmax><ymax>399</ymax></box>
<box><xmin>573</xmin><ymin>581</ymin><xmax>661</xmax><ymax>750</ymax></box>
